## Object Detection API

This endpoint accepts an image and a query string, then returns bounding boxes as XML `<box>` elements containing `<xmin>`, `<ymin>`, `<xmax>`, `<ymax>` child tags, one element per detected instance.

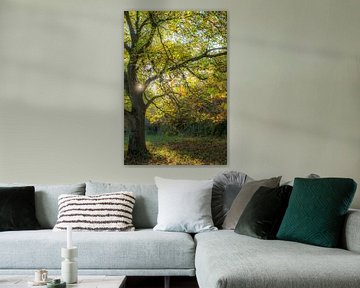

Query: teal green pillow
<box><xmin>277</xmin><ymin>177</ymin><xmax>357</xmax><ymax>247</ymax></box>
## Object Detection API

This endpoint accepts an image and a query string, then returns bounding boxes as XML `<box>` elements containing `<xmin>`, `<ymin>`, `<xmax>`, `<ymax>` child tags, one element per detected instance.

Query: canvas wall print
<box><xmin>124</xmin><ymin>11</ymin><xmax>227</xmax><ymax>165</ymax></box>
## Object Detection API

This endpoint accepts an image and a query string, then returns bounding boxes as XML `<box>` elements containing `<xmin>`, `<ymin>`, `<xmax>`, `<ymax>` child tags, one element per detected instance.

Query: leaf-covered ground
<box><xmin>125</xmin><ymin>135</ymin><xmax>227</xmax><ymax>165</ymax></box>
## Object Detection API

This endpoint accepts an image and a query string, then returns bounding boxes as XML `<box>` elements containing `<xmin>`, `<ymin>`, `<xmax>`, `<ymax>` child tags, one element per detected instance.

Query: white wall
<box><xmin>0</xmin><ymin>0</ymin><xmax>359</xmax><ymax>207</ymax></box>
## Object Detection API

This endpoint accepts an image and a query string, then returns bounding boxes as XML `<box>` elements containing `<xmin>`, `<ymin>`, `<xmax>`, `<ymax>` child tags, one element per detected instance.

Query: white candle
<box><xmin>67</xmin><ymin>225</ymin><xmax>72</xmax><ymax>249</ymax></box>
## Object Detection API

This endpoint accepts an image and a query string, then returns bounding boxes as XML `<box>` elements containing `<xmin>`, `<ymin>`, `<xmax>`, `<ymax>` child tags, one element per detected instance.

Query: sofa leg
<box><xmin>164</xmin><ymin>276</ymin><xmax>170</xmax><ymax>288</ymax></box>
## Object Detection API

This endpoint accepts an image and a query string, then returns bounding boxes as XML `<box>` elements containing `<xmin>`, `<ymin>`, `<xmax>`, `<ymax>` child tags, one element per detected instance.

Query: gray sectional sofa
<box><xmin>1</xmin><ymin>181</ymin><xmax>360</xmax><ymax>288</ymax></box>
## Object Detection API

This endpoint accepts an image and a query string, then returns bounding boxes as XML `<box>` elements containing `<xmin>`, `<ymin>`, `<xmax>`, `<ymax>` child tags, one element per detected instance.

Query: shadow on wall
<box><xmin>0</xmin><ymin>98</ymin><xmax>123</xmax><ymax>182</ymax></box>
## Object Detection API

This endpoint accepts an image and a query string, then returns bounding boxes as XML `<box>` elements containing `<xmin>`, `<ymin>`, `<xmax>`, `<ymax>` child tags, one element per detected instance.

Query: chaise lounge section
<box><xmin>195</xmin><ymin>215</ymin><xmax>360</xmax><ymax>288</ymax></box>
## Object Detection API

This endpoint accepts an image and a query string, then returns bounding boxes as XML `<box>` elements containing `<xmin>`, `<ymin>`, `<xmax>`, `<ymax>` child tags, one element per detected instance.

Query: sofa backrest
<box><xmin>86</xmin><ymin>181</ymin><xmax>158</xmax><ymax>229</ymax></box>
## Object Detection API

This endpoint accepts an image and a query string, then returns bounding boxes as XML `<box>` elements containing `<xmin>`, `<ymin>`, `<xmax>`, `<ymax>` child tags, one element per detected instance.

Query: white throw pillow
<box><xmin>53</xmin><ymin>192</ymin><xmax>135</xmax><ymax>232</ymax></box>
<box><xmin>153</xmin><ymin>177</ymin><xmax>217</xmax><ymax>233</ymax></box>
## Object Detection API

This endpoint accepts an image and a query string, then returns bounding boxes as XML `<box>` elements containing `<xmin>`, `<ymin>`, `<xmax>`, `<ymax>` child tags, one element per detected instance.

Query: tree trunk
<box><xmin>125</xmin><ymin>55</ymin><xmax>149</xmax><ymax>163</ymax></box>
<box><xmin>126</xmin><ymin>105</ymin><xmax>148</xmax><ymax>163</ymax></box>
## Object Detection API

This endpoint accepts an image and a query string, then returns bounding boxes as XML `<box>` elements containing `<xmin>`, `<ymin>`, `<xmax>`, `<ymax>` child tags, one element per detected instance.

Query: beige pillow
<box><xmin>222</xmin><ymin>176</ymin><xmax>281</xmax><ymax>230</ymax></box>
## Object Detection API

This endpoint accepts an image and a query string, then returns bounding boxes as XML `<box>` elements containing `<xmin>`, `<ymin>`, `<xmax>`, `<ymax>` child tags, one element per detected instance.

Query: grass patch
<box><xmin>125</xmin><ymin>135</ymin><xmax>226</xmax><ymax>165</ymax></box>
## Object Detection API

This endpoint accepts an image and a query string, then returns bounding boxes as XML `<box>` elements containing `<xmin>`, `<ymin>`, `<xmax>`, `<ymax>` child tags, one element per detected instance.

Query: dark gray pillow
<box><xmin>212</xmin><ymin>171</ymin><xmax>249</xmax><ymax>228</ymax></box>
<box><xmin>235</xmin><ymin>185</ymin><xmax>292</xmax><ymax>239</ymax></box>
<box><xmin>223</xmin><ymin>176</ymin><xmax>282</xmax><ymax>230</ymax></box>
<box><xmin>0</xmin><ymin>186</ymin><xmax>41</xmax><ymax>231</ymax></box>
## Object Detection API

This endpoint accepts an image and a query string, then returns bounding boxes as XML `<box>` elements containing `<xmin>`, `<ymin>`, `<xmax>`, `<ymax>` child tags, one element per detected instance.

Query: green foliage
<box><xmin>146</xmin><ymin>121</ymin><xmax>227</xmax><ymax>138</ymax></box>
<box><xmin>124</xmin><ymin>10</ymin><xmax>227</xmax><ymax>129</ymax></box>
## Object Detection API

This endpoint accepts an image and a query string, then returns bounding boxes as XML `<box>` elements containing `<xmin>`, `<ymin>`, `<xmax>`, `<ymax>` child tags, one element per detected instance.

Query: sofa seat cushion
<box><xmin>195</xmin><ymin>230</ymin><xmax>360</xmax><ymax>288</ymax></box>
<box><xmin>0</xmin><ymin>229</ymin><xmax>195</xmax><ymax>270</ymax></box>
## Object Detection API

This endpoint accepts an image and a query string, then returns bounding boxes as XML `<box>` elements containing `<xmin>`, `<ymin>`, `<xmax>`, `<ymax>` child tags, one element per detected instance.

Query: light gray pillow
<box><xmin>222</xmin><ymin>176</ymin><xmax>281</xmax><ymax>230</ymax></box>
<box><xmin>0</xmin><ymin>183</ymin><xmax>85</xmax><ymax>228</ymax></box>
<box><xmin>153</xmin><ymin>177</ymin><xmax>217</xmax><ymax>233</ymax></box>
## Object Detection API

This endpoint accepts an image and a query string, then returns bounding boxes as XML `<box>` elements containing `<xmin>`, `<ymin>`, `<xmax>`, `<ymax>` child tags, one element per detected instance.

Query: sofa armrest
<box><xmin>342</xmin><ymin>209</ymin><xmax>360</xmax><ymax>253</ymax></box>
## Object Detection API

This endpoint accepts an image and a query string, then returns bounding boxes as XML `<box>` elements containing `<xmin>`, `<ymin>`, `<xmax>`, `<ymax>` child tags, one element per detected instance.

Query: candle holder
<box><xmin>61</xmin><ymin>247</ymin><xmax>78</xmax><ymax>284</ymax></box>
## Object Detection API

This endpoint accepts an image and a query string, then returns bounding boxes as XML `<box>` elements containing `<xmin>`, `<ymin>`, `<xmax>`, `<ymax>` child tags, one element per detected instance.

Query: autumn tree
<box><xmin>124</xmin><ymin>11</ymin><xmax>227</xmax><ymax>161</ymax></box>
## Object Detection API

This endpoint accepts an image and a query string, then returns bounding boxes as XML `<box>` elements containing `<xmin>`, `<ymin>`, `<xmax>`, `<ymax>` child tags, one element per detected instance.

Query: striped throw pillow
<box><xmin>53</xmin><ymin>192</ymin><xmax>136</xmax><ymax>231</ymax></box>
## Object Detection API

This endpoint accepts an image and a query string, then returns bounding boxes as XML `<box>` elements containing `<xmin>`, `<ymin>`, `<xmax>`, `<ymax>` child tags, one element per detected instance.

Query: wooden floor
<box><xmin>126</xmin><ymin>276</ymin><xmax>199</xmax><ymax>288</ymax></box>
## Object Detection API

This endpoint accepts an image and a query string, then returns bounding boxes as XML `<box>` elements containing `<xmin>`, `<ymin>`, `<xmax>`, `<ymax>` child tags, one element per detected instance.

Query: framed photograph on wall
<box><xmin>124</xmin><ymin>10</ymin><xmax>227</xmax><ymax>165</ymax></box>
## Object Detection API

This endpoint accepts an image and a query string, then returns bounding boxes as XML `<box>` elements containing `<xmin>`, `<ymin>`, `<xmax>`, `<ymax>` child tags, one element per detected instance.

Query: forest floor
<box><xmin>125</xmin><ymin>135</ymin><xmax>227</xmax><ymax>165</ymax></box>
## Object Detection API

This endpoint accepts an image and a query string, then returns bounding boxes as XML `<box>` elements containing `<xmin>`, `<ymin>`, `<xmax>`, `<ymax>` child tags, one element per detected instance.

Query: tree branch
<box><xmin>185</xmin><ymin>66</ymin><xmax>208</xmax><ymax>80</ymax></box>
<box><xmin>135</xmin><ymin>11</ymin><xmax>140</xmax><ymax>31</ymax></box>
<box><xmin>145</xmin><ymin>47</ymin><xmax>227</xmax><ymax>86</ymax></box>
<box><xmin>124</xmin><ymin>43</ymin><xmax>131</xmax><ymax>53</ymax></box>
<box><xmin>136</xmin><ymin>12</ymin><xmax>157</xmax><ymax>55</ymax></box>
<box><xmin>150</xmin><ymin>100</ymin><xmax>169</xmax><ymax>117</ymax></box>
<box><xmin>124</xmin><ymin>11</ymin><xmax>136</xmax><ymax>45</ymax></box>
<box><xmin>124</xmin><ymin>71</ymin><xmax>129</xmax><ymax>96</ymax></box>
<box><xmin>169</xmin><ymin>48</ymin><xmax>227</xmax><ymax>72</ymax></box>
<box><xmin>145</xmin><ymin>94</ymin><xmax>166</xmax><ymax>109</ymax></box>
<box><xmin>156</xmin><ymin>26</ymin><xmax>175</xmax><ymax>65</ymax></box>
<box><xmin>138</xmin><ymin>16</ymin><xmax>150</xmax><ymax>34</ymax></box>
